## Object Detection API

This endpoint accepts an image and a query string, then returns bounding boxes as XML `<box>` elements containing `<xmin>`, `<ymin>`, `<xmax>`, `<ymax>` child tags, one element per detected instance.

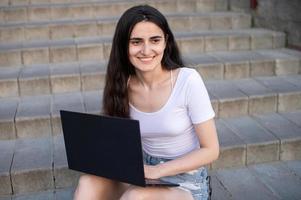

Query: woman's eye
<box><xmin>151</xmin><ymin>39</ymin><xmax>161</xmax><ymax>44</ymax></box>
<box><xmin>130</xmin><ymin>40</ymin><xmax>141</xmax><ymax>45</ymax></box>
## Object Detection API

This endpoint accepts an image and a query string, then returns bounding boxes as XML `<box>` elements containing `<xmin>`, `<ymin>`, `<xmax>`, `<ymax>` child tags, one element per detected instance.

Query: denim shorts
<box><xmin>143</xmin><ymin>152</ymin><xmax>211</xmax><ymax>200</ymax></box>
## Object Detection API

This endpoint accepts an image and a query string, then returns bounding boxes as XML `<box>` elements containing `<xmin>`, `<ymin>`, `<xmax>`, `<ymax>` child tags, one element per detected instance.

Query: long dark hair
<box><xmin>103</xmin><ymin>5</ymin><xmax>184</xmax><ymax>117</ymax></box>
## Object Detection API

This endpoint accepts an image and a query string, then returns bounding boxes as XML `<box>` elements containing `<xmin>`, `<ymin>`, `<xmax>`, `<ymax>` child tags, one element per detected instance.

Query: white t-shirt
<box><xmin>130</xmin><ymin>67</ymin><xmax>215</xmax><ymax>159</ymax></box>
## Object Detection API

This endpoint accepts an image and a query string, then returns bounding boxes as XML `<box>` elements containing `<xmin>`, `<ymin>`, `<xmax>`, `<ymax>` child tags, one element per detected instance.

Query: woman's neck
<box><xmin>135</xmin><ymin>67</ymin><xmax>170</xmax><ymax>90</ymax></box>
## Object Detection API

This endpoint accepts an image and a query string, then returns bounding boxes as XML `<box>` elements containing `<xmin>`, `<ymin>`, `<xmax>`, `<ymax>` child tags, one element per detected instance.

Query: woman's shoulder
<box><xmin>178</xmin><ymin>67</ymin><xmax>200</xmax><ymax>81</ymax></box>
<box><xmin>179</xmin><ymin>67</ymin><xmax>198</xmax><ymax>74</ymax></box>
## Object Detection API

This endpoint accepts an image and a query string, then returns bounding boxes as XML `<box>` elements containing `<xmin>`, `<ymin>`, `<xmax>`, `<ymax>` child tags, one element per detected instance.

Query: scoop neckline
<box><xmin>129</xmin><ymin>68</ymin><xmax>183</xmax><ymax>115</ymax></box>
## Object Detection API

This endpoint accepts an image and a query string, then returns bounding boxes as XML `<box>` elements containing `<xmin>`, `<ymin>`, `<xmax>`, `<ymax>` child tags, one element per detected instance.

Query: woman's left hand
<box><xmin>144</xmin><ymin>164</ymin><xmax>162</xmax><ymax>179</ymax></box>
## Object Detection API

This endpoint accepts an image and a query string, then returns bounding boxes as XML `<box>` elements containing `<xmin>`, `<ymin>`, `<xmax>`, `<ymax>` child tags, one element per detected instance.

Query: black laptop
<box><xmin>60</xmin><ymin>110</ymin><xmax>179</xmax><ymax>187</ymax></box>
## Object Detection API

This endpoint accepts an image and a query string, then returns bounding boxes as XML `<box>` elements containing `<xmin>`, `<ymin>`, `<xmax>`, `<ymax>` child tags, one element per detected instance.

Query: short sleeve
<box><xmin>185</xmin><ymin>70</ymin><xmax>215</xmax><ymax>124</ymax></box>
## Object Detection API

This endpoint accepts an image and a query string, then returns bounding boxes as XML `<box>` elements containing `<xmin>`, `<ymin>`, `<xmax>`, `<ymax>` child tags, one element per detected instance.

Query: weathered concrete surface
<box><xmin>249</xmin><ymin>162</ymin><xmax>301</xmax><ymax>200</ymax></box>
<box><xmin>0</xmin><ymin>98</ymin><xmax>18</xmax><ymax>140</ymax></box>
<box><xmin>10</xmin><ymin>137</ymin><xmax>53</xmax><ymax>194</ymax></box>
<box><xmin>19</xmin><ymin>66</ymin><xmax>50</xmax><ymax>96</ymax></box>
<box><xmin>0</xmin><ymin>140</ymin><xmax>15</xmax><ymax>196</ymax></box>
<box><xmin>206</xmin><ymin>80</ymin><xmax>248</xmax><ymax>118</ymax></box>
<box><xmin>55</xmin><ymin>187</ymin><xmax>75</xmax><ymax>200</ymax></box>
<box><xmin>214</xmin><ymin>167</ymin><xmax>279</xmax><ymax>200</ymax></box>
<box><xmin>253</xmin><ymin>0</ymin><xmax>301</xmax><ymax>46</ymax></box>
<box><xmin>15</xmin><ymin>95</ymin><xmax>51</xmax><ymax>139</ymax></box>
<box><xmin>253</xmin><ymin>113</ymin><xmax>301</xmax><ymax>160</ymax></box>
<box><xmin>285</xmin><ymin>160</ymin><xmax>301</xmax><ymax>178</ymax></box>
<box><xmin>210</xmin><ymin>174</ymin><xmax>232</xmax><ymax>200</ymax></box>
<box><xmin>212</xmin><ymin>160</ymin><xmax>301</xmax><ymax>200</ymax></box>
<box><xmin>51</xmin><ymin>92</ymin><xmax>85</xmax><ymax>135</ymax></box>
<box><xmin>12</xmin><ymin>190</ymin><xmax>54</xmax><ymax>200</ymax></box>
<box><xmin>53</xmin><ymin>136</ymin><xmax>81</xmax><ymax>189</ymax></box>
<box><xmin>222</xmin><ymin>116</ymin><xmax>279</xmax><ymax>165</ymax></box>
<box><xmin>212</xmin><ymin>120</ymin><xmax>246</xmax><ymax>169</ymax></box>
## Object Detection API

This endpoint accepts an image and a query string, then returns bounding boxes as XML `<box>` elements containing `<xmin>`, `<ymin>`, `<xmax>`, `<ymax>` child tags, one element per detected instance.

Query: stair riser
<box><xmin>0</xmin><ymin>122</ymin><xmax>16</xmax><ymax>140</ymax></box>
<box><xmin>280</xmin><ymin>139</ymin><xmax>301</xmax><ymax>161</ymax></box>
<box><xmin>1</xmin><ymin>92</ymin><xmax>300</xmax><ymax>140</ymax></box>
<box><xmin>0</xmin><ymin>73</ymin><xmax>106</xmax><ymax>98</ymax></box>
<box><xmin>11</xmin><ymin>170</ymin><xmax>54</xmax><ymax>194</ymax></box>
<box><xmin>54</xmin><ymin>167</ymin><xmax>81</xmax><ymax>189</ymax></box>
<box><xmin>0</xmin><ymin>15</ymin><xmax>251</xmax><ymax>44</ymax></box>
<box><xmin>0</xmin><ymin>34</ymin><xmax>286</xmax><ymax>67</ymax></box>
<box><xmin>193</xmin><ymin>58</ymin><xmax>299</xmax><ymax>80</ymax></box>
<box><xmin>211</xmin><ymin>141</ymin><xmax>295</xmax><ymax>170</ymax></box>
<box><xmin>15</xmin><ymin>118</ymin><xmax>52</xmax><ymax>139</ymax></box>
<box><xmin>1</xmin><ymin>140</ymin><xmax>300</xmax><ymax>196</ymax></box>
<box><xmin>211</xmin><ymin>146</ymin><xmax>247</xmax><ymax>169</ymax></box>
<box><xmin>211</xmin><ymin>114</ymin><xmax>301</xmax><ymax>171</ymax></box>
<box><xmin>248</xmin><ymin>96</ymin><xmax>277</xmax><ymax>114</ymax></box>
<box><xmin>0</xmin><ymin>0</ymin><xmax>228</xmax><ymax>23</ymax></box>
<box><xmin>278</xmin><ymin>93</ymin><xmax>301</xmax><ymax>112</ymax></box>
<box><xmin>214</xmin><ymin>97</ymin><xmax>278</xmax><ymax>118</ymax></box>
<box><xmin>19</xmin><ymin>78</ymin><xmax>51</xmax><ymax>97</ymax></box>
<box><xmin>0</xmin><ymin>80</ymin><xmax>19</xmax><ymax>98</ymax></box>
<box><xmin>0</xmin><ymin>175</ymin><xmax>11</xmax><ymax>196</ymax></box>
<box><xmin>1</xmin><ymin>62</ymin><xmax>300</xmax><ymax>98</ymax></box>
<box><xmin>275</xmin><ymin>59</ymin><xmax>300</xmax><ymax>75</ymax></box>
<box><xmin>246</xmin><ymin>142</ymin><xmax>280</xmax><ymax>165</ymax></box>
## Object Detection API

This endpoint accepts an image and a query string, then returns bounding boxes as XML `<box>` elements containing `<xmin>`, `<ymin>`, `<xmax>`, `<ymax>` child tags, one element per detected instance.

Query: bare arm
<box><xmin>144</xmin><ymin>118</ymin><xmax>219</xmax><ymax>179</ymax></box>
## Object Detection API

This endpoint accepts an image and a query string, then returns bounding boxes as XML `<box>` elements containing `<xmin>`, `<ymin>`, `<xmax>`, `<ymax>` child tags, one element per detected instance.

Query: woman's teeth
<box><xmin>139</xmin><ymin>57</ymin><xmax>154</xmax><ymax>61</ymax></box>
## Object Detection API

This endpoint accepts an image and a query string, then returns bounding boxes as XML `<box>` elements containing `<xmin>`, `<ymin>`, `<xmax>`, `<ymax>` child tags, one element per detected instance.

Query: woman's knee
<box><xmin>76</xmin><ymin>174</ymin><xmax>127</xmax><ymax>200</ymax></box>
<box><xmin>120</xmin><ymin>187</ymin><xmax>148</xmax><ymax>200</ymax></box>
<box><xmin>77</xmin><ymin>174</ymin><xmax>98</xmax><ymax>189</ymax></box>
<box><xmin>76</xmin><ymin>174</ymin><xmax>113</xmax><ymax>195</ymax></box>
<box><xmin>75</xmin><ymin>175</ymin><xmax>97</xmax><ymax>198</ymax></box>
<box><xmin>120</xmin><ymin>186</ymin><xmax>194</xmax><ymax>200</ymax></box>
<box><xmin>79</xmin><ymin>174</ymin><xmax>114</xmax><ymax>186</ymax></box>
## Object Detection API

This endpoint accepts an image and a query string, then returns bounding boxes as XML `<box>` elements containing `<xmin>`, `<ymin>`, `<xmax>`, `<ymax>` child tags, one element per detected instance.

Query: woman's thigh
<box><xmin>120</xmin><ymin>185</ymin><xmax>194</xmax><ymax>200</ymax></box>
<box><xmin>75</xmin><ymin>174</ymin><xmax>130</xmax><ymax>200</ymax></box>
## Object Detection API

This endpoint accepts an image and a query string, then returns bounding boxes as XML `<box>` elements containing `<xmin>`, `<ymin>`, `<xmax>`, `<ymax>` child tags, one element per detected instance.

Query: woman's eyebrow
<box><xmin>129</xmin><ymin>37</ymin><xmax>143</xmax><ymax>41</ymax></box>
<box><xmin>150</xmin><ymin>36</ymin><xmax>163</xmax><ymax>40</ymax></box>
<box><xmin>129</xmin><ymin>36</ymin><xmax>163</xmax><ymax>40</ymax></box>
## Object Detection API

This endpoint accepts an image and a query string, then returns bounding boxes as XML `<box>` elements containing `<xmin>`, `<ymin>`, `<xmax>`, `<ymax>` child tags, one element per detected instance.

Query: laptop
<box><xmin>60</xmin><ymin>110</ymin><xmax>179</xmax><ymax>187</ymax></box>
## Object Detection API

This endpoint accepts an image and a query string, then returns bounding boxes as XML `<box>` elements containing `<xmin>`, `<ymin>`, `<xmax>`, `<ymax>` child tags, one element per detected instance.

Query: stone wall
<box><xmin>229</xmin><ymin>0</ymin><xmax>301</xmax><ymax>47</ymax></box>
<box><xmin>229</xmin><ymin>0</ymin><xmax>250</xmax><ymax>12</ymax></box>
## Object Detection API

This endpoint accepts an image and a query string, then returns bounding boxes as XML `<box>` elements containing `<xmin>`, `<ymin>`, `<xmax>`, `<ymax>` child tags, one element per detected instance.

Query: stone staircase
<box><xmin>0</xmin><ymin>0</ymin><xmax>301</xmax><ymax>199</ymax></box>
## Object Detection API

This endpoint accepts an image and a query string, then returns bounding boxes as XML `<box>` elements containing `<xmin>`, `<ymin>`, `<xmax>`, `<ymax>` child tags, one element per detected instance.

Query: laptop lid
<box><xmin>60</xmin><ymin>110</ymin><xmax>146</xmax><ymax>187</ymax></box>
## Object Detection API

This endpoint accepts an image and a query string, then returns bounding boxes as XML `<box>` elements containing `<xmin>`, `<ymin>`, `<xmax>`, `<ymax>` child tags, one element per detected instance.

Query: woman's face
<box><xmin>128</xmin><ymin>21</ymin><xmax>166</xmax><ymax>73</ymax></box>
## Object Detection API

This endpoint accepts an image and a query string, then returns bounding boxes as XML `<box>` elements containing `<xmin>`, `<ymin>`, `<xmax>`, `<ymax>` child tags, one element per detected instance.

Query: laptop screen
<box><xmin>60</xmin><ymin>110</ymin><xmax>146</xmax><ymax>187</ymax></box>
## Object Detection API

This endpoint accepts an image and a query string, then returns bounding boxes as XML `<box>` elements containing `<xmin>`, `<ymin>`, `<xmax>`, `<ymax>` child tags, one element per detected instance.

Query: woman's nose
<box><xmin>141</xmin><ymin>43</ymin><xmax>152</xmax><ymax>55</ymax></box>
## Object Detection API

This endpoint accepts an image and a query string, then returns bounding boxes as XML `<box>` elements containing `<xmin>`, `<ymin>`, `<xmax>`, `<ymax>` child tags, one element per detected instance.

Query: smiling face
<box><xmin>128</xmin><ymin>21</ymin><xmax>166</xmax><ymax>73</ymax></box>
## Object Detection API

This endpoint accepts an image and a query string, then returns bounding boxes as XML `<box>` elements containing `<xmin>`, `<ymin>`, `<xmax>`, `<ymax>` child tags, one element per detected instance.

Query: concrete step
<box><xmin>0</xmin><ymin>136</ymin><xmax>80</xmax><ymax>196</ymax></box>
<box><xmin>207</xmin><ymin>75</ymin><xmax>301</xmax><ymax>117</ymax></box>
<box><xmin>0</xmin><ymin>110</ymin><xmax>300</xmax><ymax>196</ymax></box>
<box><xmin>0</xmin><ymin>91</ymin><xmax>99</xmax><ymax>140</ymax></box>
<box><xmin>0</xmin><ymin>48</ymin><xmax>300</xmax><ymax>98</ymax></box>
<box><xmin>0</xmin><ymin>187</ymin><xmax>75</xmax><ymax>200</ymax></box>
<box><xmin>187</xmin><ymin>48</ymin><xmax>301</xmax><ymax>80</ymax></box>
<box><xmin>0</xmin><ymin>62</ymin><xmax>106</xmax><ymax>98</ymax></box>
<box><xmin>1</xmin><ymin>0</ymin><xmax>227</xmax><ymax>8</ymax></box>
<box><xmin>0</xmin><ymin>28</ymin><xmax>286</xmax><ymax>67</ymax></box>
<box><xmin>0</xmin><ymin>0</ymin><xmax>229</xmax><ymax>24</ymax></box>
<box><xmin>214</xmin><ymin>112</ymin><xmax>301</xmax><ymax>170</ymax></box>
<box><xmin>0</xmin><ymin>12</ymin><xmax>251</xmax><ymax>44</ymax></box>
<box><xmin>211</xmin><ymin>160</ymin><xmax>301</xmax><ymax>200</ymax></box>
<box><xmin>2</xmin><ymin>160</ymin><xmax>301</xmax><ymax>199</ymax></box>
<box><xmin>1</xmin><ymin>75</ymin><xmax>301</xmax><ymax>140</ymax></box>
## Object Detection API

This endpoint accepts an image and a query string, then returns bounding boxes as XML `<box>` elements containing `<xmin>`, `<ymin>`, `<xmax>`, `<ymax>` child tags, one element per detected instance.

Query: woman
<box><xmin>74</xmin><ymin>5</ymin><xmax>219</xmax><ymax>200</ymax></box>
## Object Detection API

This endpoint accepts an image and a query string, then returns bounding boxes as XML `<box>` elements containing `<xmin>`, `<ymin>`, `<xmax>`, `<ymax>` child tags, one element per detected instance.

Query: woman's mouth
<box><xmin>138</xmin><ymin>56</ymin><xmax>155</xmax><ymax>62</ymax></box>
